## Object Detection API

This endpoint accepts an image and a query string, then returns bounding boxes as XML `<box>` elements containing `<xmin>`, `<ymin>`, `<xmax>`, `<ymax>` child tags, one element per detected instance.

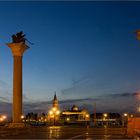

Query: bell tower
<box><xmin>52</xmin><ymin>92</ymin><xmax>59</xmax><ymax>109</ymax></box>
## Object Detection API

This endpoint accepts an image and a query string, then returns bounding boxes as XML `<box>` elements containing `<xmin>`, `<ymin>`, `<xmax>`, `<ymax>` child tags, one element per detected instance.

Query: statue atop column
<box><xmin>7</xmin><ymin>31</ymin><xmax>30</xmax><ymax>57</ymax></box>
<box><xmin>11</xmin><ymin>31</ymin><xmax>33</xmax><ymax>46</ymax></box>
<box><xmin>12</xmin><ymin>31</ymin><xmax>26</xmax><ymax>44</ymax></box>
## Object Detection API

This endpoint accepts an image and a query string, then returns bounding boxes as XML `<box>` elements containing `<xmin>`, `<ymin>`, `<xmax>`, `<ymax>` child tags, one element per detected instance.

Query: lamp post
<box><xmin>103</xmin><ymin>113</ymin><xmax>108</xmax><ymax>127</ymax></box>
<box><xmin>85</xmin><ymin>114</ymin><xmax>90</xmax><ymax>127</ymax></box>
<box><xmin>49</xmin><ymin>107</ymin><xmax>60</xmax><ymax>125</ymax></box>
<box><xmin>123</xmin><ymin>113</ymin><xmax>128</xmax><ymax>127</ymax></box>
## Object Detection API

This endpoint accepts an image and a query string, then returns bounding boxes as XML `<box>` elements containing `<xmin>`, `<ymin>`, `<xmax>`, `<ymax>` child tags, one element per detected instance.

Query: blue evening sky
<box><xmin>0</xmin><ymin>1</ymin><xmax>140</xmax><ymax>111</ymax></box>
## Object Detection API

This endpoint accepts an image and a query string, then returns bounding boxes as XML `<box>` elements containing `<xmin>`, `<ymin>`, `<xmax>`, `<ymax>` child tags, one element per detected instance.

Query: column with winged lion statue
<box><xmin>7</xmin><ymin>31</ymin><xmax>29</xmax><ymax>127</ymax></box>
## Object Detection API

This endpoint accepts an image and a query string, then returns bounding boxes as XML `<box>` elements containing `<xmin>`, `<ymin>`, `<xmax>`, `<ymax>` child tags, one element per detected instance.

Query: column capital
<box><xmin>6</xmin><ymin>42</ymin><xmax>29</xmax><ymax>56</ymax></box>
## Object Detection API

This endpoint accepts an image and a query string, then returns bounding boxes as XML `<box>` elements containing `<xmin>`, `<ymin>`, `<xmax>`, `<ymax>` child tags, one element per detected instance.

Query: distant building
<box><xmin>60</xmin><ymin>105</ymin><xmax>90</xmax><ymax>125</ymax></box>
<box><xmin>91</xmin><ymin>113</ymin><xmax>122</xmax><ymax>126</ymax></box>
<box><xmin>48</xmin><ymin>94</ymin><xmax>90</xmax><ymax>125</ymax></box>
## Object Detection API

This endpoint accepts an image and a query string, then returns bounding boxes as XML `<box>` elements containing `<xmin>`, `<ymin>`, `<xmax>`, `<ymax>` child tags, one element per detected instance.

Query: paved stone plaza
<box><xmin>0</xmin><ymin>126</ymin><xmax>134</xmax><ymax>139</ymax></box>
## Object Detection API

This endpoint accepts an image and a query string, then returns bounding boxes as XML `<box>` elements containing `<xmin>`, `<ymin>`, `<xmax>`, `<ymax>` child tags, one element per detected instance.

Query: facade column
<box><xmin>6</xmin><ymin>42</ymin><xmax>29</xmax><ymax>126</ymax></box>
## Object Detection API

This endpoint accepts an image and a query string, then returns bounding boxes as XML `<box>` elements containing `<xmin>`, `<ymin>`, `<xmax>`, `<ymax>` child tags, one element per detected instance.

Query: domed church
<box><xmin>61</xmin><ymin>104</ymin><xmax>90</xmax><ymax>124</ymax></box>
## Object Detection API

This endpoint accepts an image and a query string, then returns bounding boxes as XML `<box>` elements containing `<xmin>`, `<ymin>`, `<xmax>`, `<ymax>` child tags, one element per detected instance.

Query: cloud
<box><xmin>59</xmin><ymin>98</ymin><xmax>97</xmax><ymax>104</ymax></box>
<box><xmin>0</xmin><ymin>96</ymin><xmax>9</xmax><ymax>102</ymax></box>
<box><xmin>0</xmin><ymin>80</ymin><xmax>12</xmax><ymax>102</ymax></box>
<box><xmin>22</xmin><ymin>93</ymin><xmax>138</xmax><ymax>114</ymax></box>
<box><xmin>71</xmin><ymin>75</ymin><xmax>93</xmax><ymax>87</ymax></box>
<box><xmin>23</xmin><ymin>94</ymin><xmax>35</xmax><ymax>102</ymax></box>
<box><xmin>0</xmin><ymin>92</ymin><xmax>139</xmax><ymax>118</ymax></box>
<box><xmin>104</xmin><ymin>92</ymin><xmax>140</xmax><ymax>98</ymax></box>
<box><xmin>61</xmin><ymin>75</ymin><xmax>95</xmax><ymax>97</ymax></box>
<box><xmin>96</xmin><ymin>92</ymin><xmax>140</xmax><ymax>113</ymax></box>
<box><xmin>0</xmin><ymin>101</ymin><xmax>11</xmax><ymax>116</ymax></box>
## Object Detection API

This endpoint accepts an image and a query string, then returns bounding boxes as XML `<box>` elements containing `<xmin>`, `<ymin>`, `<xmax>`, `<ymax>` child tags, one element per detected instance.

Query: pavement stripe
<box><xmin>68</xmin><ymin>133</ymin><xmax>85</xmax><ymax>139</ymax></box>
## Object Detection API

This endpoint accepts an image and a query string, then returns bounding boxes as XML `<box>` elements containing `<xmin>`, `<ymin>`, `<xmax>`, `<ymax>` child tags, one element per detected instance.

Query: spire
<box><xmin>52</xmin><ymin>92</ymin><xmax>58</xmax><ymax>108</ymax></box>
<box><xmin>54</xmin><ymin>91</ymin><xmax>57</xmax><ymax>101</ymax></box>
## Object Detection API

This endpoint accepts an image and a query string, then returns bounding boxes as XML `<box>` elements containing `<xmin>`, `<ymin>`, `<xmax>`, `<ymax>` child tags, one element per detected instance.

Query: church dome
<box><xmin>71</xmin><ymin>104</ymin><xmax>79</xmax><ymax>111</ymax></box>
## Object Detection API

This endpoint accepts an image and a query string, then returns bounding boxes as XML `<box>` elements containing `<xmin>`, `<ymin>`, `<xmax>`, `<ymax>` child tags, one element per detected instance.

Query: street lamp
<box><xmin>122</xmin><ymin>113</ymin><xmax>128</xmax><ymax>127</ymax></box>
<box><xmin>84</xmin><ymin>113</ymin><xmax>90</xmax><ymax>127</ymax></box>
<box><xmin>103</xmin><ymin>113</ymin><xmax>108</xmax><ymax>127</ymax></box>
<box><xmin>21</xmin><ymin>115</ymin><xmax>24</xmax><ymax>119</ymax></box>
<box><xmin>2</xmin><ymin>115</ymin><xmax>7</xmax><ymax>119</ymax></box>
<box><xmin>103</xmin><ymin>113</ymin><xmax>108</xmax><ymax>118</ymax></box>
<box><xmin>49</xmin><ymin>111</ymin><xmax>53</xmax><ymax>115</ymax></box>
<box><xmin>85</xmin><ymin>114</ymin><xmax>89</xmax><ymax>119</ymax></box>
<box><xmin>123</xmin><ymin>113</ymin><xmax>128</xmax><ymax>117</ymax></box>
<box><xmin>49</xmin><ymin>107</ymin><xmax>60</xmax><ymax>125</ymax></box>
<box><xmin>0</xmin><ymin>115</ymin><xmax>7</xmax><ymax>123</ymax></box>
<box><xmin>66</xmin><ymin>117</ymin><xmax>70</xmax><ymax>121</ymax></box>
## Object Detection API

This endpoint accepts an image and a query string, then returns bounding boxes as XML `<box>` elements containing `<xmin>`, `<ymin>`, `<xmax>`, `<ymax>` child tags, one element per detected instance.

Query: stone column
<box><xmin>6</xmin><ymin>42</ymin><xmax>29</xmax><ymax>126</ymax></box>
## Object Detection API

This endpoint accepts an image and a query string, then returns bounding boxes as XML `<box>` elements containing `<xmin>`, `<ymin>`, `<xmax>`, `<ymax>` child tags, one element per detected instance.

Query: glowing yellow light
<box><xmin>0</xmin><ymin>118</ymin><xmax>3</xmax><ymax>121</ymax></box>
<box><xmin>2</xmin><ymin>115</ymin><xmax>6</xmax><ymax>119</ymax></box>
<box><xmin>66</xmin><ymin>118</ymin><xmax>70</xmax><ymax>121</ymax></box>
<box><xmin>138</xmin><ymin>107</ymin><xmax>140</xmax><ymax>112</ymax></box>
<box><xmin>56</xmin><ymin>110</ymin><xmax>60</xmax><ymax>115</ymax></box>
<box><xmin>103</xmin><ymin>113</ymin><xmax>108</xmax><ymax>117</ymax></box>
<box><xmin>21</xmin><ymin>115</ymin><xmax>24</xmax><ymax>119</ymax></box>
<box><xmin>49</xmin><ymin>111</ymin><xmax>53</xmax><ymax>115</ymax></box>
<box><xmin>86</xmin><ymin>114</ymin><xmax>89</xmax><ymax>118</ymax></box>
<box><xmin>124</xmin><ymin>113</ymin><xmax>128</xmax><ymax>117</ymax></box>
<box><xmin>130</xmin><ymin>114</ymin><xmax>134</xmax><ymax>118</ymax></box>
<box><xmin>52</xmin><ymin>107</ymin><xmax>56</xmax><ymax>112</ymax></box>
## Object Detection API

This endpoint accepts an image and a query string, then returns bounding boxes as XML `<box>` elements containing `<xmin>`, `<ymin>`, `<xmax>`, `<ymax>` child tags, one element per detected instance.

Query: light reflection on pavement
<box><xmin>0</xmin><ymin>126</ymin><xmax>134</xmax><ymax>139</ymax></box>
<box><xmin>48</xmin><ymin>126</ymin><xmax>61</xmax><ymax>139</ymax></box>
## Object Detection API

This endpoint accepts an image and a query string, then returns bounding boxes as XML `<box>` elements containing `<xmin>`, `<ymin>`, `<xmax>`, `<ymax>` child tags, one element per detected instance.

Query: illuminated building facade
<box><xmin>61</xmin><ymin>105</ymin><xmax>90</xmax><ymax>125</ymax></box>
<box><xmin>48</xmin><ymin>94</ymin><xmax>90</xmax><ymax>125</ymax></box>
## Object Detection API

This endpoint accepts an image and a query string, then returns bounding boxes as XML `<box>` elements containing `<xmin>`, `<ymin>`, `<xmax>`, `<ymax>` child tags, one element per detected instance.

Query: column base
<box><xmin>8</xmin><ymin>122</ymin><xmax>26</xmax><ymax>128</ymax></box>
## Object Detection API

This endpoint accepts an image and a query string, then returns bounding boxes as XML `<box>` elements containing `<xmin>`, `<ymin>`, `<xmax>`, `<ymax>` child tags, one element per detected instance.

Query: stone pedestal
<box><xmin>8</xmin><ymin>123</ymin><xmax>26</xmax><ymax>128</ymax></box>
<box><xmin>7</xmin><ymin>42</ymin><xmax>29</xmax><ymax>127</ymax></box>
